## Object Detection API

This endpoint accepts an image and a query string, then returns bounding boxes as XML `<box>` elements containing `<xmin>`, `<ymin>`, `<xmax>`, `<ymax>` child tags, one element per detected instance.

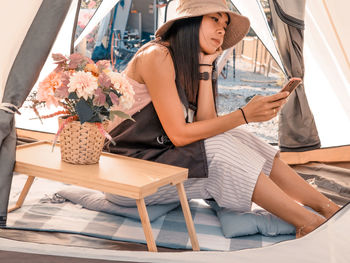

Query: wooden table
<box><xmin>9</xmin><ymin>141</ymin><xmax>200</xmax><ymax>252</ymax></box>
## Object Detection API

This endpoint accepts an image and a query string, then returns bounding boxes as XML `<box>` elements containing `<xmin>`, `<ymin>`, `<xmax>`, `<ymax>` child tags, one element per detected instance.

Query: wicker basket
<box><xmin>58</xmin><ymin>118</ymin><xmax>108</xmax><ymax>164</ymax></box>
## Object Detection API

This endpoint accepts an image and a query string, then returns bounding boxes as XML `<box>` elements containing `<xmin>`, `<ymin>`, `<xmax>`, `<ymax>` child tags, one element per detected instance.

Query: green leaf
<box><xmin>110</xmin><ymin>110</ymin><xmax>135</xmax><ymax>122</ymax></box>
<box><xmin>110</xmin><ymin>88</ymin><xmax>121</xmax><ymax>97</ymax></box>
<box><xmin>75</xmin><ymin>98</ymin><xmax>94</xmax><ymax>123</ymax></box>
<box><xmin>105</xmin><ymin>95</ymin><xmax>113</xmax><ymax>107</ymax></box>
<box><xmin>68</xmin><ymin>92</ymin><xmax>78</xmax><ymax>100</ymax></box>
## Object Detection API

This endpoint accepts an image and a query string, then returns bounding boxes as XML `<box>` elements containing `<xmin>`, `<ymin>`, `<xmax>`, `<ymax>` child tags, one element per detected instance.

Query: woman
<box><xmin>104</xmin><ymin>0</ymin><xmax>340</xmax><ymax>237</ymax></box>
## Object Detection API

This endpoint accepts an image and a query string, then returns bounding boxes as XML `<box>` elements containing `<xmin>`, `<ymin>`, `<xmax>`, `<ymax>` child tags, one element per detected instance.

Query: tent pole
<box><xmin>70</xmin><ymin>0</ymin><xmax>82</xmax><ymax>54</ymax></box>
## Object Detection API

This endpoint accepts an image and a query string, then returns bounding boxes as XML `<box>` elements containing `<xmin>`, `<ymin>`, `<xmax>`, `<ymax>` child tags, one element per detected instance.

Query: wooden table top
<box><xmin>15</xmin><ymin>141</ymin><xmax>188</xmax><ymax>199</ymax></box>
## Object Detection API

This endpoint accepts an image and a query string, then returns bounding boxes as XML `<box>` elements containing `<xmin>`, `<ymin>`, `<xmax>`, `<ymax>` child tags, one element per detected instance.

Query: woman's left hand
<box><xmin>199</xmin><ymin>47</ymin><xmax>222</xmax><ymax>65</ymax></box>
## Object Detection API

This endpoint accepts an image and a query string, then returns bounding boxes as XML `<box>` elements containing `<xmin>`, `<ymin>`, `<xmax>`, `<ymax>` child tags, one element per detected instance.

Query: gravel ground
<box><xmin>216</xmin><ymin>57</ymin><xmax>284</xmax><ymax>144</ymax></box>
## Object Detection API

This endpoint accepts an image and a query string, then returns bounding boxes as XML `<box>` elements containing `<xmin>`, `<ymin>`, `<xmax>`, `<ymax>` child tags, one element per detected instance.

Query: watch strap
<box><xmin>199</xmin><ymin>71</ymin><xmax>210</xmax><ymax>80</ymax></box>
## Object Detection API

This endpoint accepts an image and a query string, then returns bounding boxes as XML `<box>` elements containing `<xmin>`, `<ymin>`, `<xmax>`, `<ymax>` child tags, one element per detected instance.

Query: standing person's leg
<box><xmin>268</xmin><ymin>157</ymin><xmax>340</xmax><ymax>219</ymax></box>
<box><xmin>252</xmin><ymin>172</ymin><xmax>325</xmax><ymax>237</ymax></box>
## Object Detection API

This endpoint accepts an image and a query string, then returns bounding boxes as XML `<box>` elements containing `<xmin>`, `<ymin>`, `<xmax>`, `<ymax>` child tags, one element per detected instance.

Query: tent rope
<box><xmin>0</xmin><ymin>103</ymin><xmax>20</xmax><ymax>114</ymax></box>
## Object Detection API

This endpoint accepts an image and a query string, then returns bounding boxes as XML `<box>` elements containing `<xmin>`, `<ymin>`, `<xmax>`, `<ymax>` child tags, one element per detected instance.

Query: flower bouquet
<box><xmin>29</xmin><ymin>53</ymin><xmax>135</xmax><ymax>164</ymax></box>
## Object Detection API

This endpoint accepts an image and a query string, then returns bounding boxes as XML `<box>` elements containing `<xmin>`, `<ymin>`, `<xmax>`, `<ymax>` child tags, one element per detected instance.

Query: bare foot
<box><xmin>317</xmin><ymin>201</ymin><xmax>341</xmax><ymax>219</ymax></box>
<box><xmin>295</xmin><ymin>215</ymin><xmax>325</xmax><ymax>238</ymax></box>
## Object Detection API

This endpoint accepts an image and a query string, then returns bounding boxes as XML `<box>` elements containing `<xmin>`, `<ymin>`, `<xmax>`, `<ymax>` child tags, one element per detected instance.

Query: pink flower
<box><xmin>86</xmin><ymin>57</ymin><xmax>95</xmax><ymax>65</ymax></box>
<box><xmin>108</xmin><ymin>72</ymin><xmax>124</xmax><ymax>89</ymax></box>
<box><xmin>69</xmin><ymin>53</ymin><xmax>85</xmax><ymax>69</ymax></box>
<box><xmin>30</xmin><ymin>52</ymin><xmax>134</xmax><ymax>127</ymax></box>
<box><xmin>37</xmin><ymin>72</ymin><xmax>61</xmax><ymax>108</ymax></box>
<box><xmin>98</xmin><ymin>72</ymin><xmax>111</xmax><ymax>88</ymax></box>
<box><xmin>109</xmin><ymin>92</ymin><xmax>119</xmax><ymax>105</ymax></box>
<box><xmin>68</xmin><ymin>71</ymin><xmax>98</xmax><ymax>100</ymax></box>
<box><xmin>93</xmin><ymin>88</ymin><xmax>106</xmax><ymax>106</ymax></box>
<box><xmin>52</xmin><ymin>53</ymin><xmax>67</xmax><ymax>64</ymax></box>
<box><xmin>88</xmin><ymin>1</ymin><xmax>96</xmax><ymax>9</ymax></box>
<box><xmin>108</xmin><ymin>72</ymin><xmax>135</xmax><ymax>109</ymax></box>
<box><xmin>55</xmin><ymin>85</ymin><xmax>69</xmax><ymax>99</ymax></box>
<box><xmin>119</xmin><ymin>86</ymin><xmax>135</xmax><ymax>110</ymax></box>
<box><xmin>55</xmin><ymin>72</ymin><xmax>70</xmax><ymax>99</ymax></box>
<box><xmin>96</xmin><ymin>60</ymin><xmax>110</xmax><ymax>72</ymax></box>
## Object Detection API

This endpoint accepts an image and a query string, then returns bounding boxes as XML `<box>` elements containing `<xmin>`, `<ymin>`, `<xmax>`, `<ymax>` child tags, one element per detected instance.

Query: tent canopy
<box><xmin>231</xmin><ymin>0</ymin><xmax>350</xmax><ymax>148</ymax></box>
<box><xmin>304</xmin><ymin>0</ymin><xmax>350</xmax><ymax>147</ymax></box>
<box><xmin>0</xmin><ymin>0</ymin><xmax>349</xmax><ymax>260</ymax></box>
<box><xmin>10</xmin><ymin>0</ymin><xmax>350</xmax><ymax>148</ymax></box>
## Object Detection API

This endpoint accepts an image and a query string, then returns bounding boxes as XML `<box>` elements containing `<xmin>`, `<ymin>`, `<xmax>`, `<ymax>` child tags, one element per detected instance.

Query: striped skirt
<box><xmin>105</xmin><ymin>127</ymin><xmax>279</xmax><ymax>212</ymax></box>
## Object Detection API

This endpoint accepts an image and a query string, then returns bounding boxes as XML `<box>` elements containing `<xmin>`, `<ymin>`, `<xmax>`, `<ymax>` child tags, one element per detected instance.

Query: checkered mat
<box><xmin>6</xmin><ymin>196</ymin><xmax>294</xmax><ymax>251</ymax></box>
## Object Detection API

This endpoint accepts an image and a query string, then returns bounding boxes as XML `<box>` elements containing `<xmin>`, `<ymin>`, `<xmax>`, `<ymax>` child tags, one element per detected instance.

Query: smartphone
<box><xmin>280</xmin><ymin>77</ymin><xmax>302</xmax><ymax>95</ymax></box>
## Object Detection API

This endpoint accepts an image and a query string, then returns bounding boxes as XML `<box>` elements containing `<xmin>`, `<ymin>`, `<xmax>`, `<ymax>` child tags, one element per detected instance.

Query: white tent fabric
<box><xmin>74</xmin><ymin>0</ymin><xmax>120</xmax><ymax>47</ymax></box>
<box><xmin>320</xmin><ymin>0</ymin><xmax>350</xmax><ymax>84</ymax></box>
<box><xmin>0</xmin><ymin>0</ymin><xmax>43</xmax><ymax>102</ymax></box>
<box><xmin>230</xmin><ymin>0</ymin><xmax>285</xmax><ymax>75</ymax></box>
<box><xmin>304</xmin><ymin>0</ymin><xmax>350</xmax><ymax>147</ymax></box>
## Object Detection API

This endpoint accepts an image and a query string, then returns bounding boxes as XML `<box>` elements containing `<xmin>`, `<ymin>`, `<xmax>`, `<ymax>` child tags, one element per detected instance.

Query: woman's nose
<box><xmin>217</xmin><ymin>27</ymin><xmax>225</xmax><ymax>36</ymax></box>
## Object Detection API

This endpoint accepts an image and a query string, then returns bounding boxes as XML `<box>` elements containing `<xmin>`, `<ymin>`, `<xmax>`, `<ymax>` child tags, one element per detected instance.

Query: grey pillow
<box><xmin>57</xmin><ymin>186</ymin><xmax>179</xmax><ymax>222</ymax></box>
<box><xmin>207</xmin><ymin>200</ymin><xmax>296</xmax><ymax>238</ymax></box>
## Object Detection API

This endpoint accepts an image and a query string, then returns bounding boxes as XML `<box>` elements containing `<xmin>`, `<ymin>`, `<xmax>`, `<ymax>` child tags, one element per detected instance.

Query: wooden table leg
<box><xmin>136</xmin><ymin>198</ymin><xmax>157</xmax><ymax>252</ymax></box>
<box><xmin>8</xmin><ymin>176</ymin><xmax>35</xmax><ymax>213</ymax></box>
<box><xmin>176</xmin><ymin>182</ymin><xmax>200</xmax><ymax>251</ymax></box>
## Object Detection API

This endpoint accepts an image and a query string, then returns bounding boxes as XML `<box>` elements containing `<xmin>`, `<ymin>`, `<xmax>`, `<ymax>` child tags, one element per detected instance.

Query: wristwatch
<box><xmin>199</xmin><ymin>72</ymin><xmax>210</xmax><ymax>80</ymax></box>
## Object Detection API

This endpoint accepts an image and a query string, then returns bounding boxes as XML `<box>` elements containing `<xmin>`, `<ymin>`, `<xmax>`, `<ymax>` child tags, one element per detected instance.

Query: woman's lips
<box><xmin>212</xmin><ymin>38</ymin><xmax>221</xmax><ymax>46</ymax></box>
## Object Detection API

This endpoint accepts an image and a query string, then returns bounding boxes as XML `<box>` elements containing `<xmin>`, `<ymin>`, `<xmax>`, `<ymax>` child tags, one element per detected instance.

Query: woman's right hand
<box><xmin>199</xmin><ymin>48</ymin><xmax>222</xmax><ymax>65</ymax></box>
<box><xmin>241</xmin><ymin>92</ymin><xmax>289</xmax><ymax>123</ymax></box>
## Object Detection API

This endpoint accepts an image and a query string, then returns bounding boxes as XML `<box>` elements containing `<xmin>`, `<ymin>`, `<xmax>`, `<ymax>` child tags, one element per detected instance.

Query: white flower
<box><xmin>67</xmin><ymin>71</ymin><xmax>98</xmax><ymax>100</ymax></box>
<box><xmin>108</xmin><ymin>72</ymin><xmax>135</xmax><ymax>110</ymax></box>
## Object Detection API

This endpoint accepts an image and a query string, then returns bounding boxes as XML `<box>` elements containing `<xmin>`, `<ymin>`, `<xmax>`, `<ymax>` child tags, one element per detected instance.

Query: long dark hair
<box><xmin>162</xmin><ymin>16</ymin><xmax>218</xmax><ymax>109</ymax></box>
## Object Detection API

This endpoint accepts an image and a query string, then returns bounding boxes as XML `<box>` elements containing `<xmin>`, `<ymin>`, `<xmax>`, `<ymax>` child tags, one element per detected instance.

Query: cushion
<box><xmin>207</xmin><ymin>200</ymin><xmax>296</xmax><ymax>238</ymax></box>
<box><xmin>57</xmin><ymin>186</ymin><xmax>180</xmax><ymax>222</ymax></box>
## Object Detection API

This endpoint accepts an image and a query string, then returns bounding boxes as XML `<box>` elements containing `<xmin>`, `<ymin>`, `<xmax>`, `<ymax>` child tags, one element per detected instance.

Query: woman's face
<box><xmin>199</xmin><ymin>12</ymin><xmax>229</xmax><ymax>54</ymax></box>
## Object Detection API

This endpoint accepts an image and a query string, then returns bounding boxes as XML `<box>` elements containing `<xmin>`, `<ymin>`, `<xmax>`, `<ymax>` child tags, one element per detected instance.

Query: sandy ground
<box><xmin>217</xmin><ymin>56</ymin><xmax>283</xmax><ymax>144</ymax></box>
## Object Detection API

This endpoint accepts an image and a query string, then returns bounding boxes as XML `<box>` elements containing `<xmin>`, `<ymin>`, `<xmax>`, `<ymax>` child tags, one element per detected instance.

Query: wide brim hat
<box><xmin>155</xmin><ymin>0</ymin><xmax>250</xmax><ymax>50</ymax></box>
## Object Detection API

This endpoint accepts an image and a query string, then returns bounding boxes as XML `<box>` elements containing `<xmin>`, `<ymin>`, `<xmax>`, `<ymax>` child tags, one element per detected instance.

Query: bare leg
<box><xmin>269</xmin><ymin>157</ymin><xmax>340</xmax><ymax>219</ymax></box>
<box><xmin>252</xmin><ymin>172</ymin><xmax>325</xmax><ymax>237</ymax></box>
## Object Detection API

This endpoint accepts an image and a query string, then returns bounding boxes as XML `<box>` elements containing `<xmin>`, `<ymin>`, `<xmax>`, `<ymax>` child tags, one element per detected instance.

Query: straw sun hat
<box><xmin>155</xmin><ymin>0</ymin><xmax>250</xmax><ymax>50</ymax></box>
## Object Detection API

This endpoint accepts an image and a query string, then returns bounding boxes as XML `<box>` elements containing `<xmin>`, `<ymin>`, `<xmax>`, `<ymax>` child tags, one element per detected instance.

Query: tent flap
<box><xmin>0</xmin><ymin>114</ymin><xmax>15</xmax><ymax>227</ymax></box>
<box><xmin>269</xmin><ymin>0</ymin><xmax>321</xmax><ymax>151</ymax></box>
<box><xmin>0</xmin><ymin>0</ymin><xmax>74</xmax><ymax>226</ymax></box>
<box><xmin>273</xmin><ymin>0</ymin><xmax>305</xmax><ymax>28</ymax></box>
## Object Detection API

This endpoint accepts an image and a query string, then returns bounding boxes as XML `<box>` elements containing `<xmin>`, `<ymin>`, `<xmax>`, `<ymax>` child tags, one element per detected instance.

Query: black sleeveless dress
<box><xmin>104</xmin><ymin>44</ymin><xmax>208</xmax><ymax>179</ymax></box>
